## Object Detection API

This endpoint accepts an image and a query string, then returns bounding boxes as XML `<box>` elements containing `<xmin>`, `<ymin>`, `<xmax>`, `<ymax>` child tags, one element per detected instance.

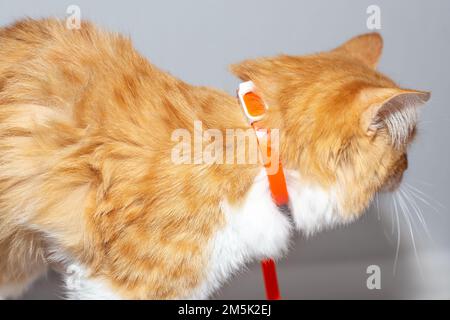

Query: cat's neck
<box><xmin>190</xmin><ymin>85</ymin><xmax>263</xmax><ymax>205</ymax></box>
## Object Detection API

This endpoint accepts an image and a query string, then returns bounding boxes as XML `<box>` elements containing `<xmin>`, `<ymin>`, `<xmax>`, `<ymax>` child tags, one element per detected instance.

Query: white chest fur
<box><xmin>191</xmin><ymin>169</ymin><xmax>341</xmax><ymax>299</ymax></box>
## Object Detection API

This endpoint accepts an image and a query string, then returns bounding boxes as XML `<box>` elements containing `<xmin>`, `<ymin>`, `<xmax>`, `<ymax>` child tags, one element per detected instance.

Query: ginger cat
<box><xmin>0</xmin><ymin>19</ymin><xmax>430</xmax><ymax>299</ymax></box>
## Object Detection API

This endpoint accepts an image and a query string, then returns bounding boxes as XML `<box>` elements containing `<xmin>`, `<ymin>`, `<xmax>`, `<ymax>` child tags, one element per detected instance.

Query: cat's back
<box><xmin>0</xmin><ymin>18</ymin><xmax>112</xmax><ymax>86</ymax></box>
<box><xmin>0</xmin><ymin>18</ymin><xmax>122</xmax><ymax>105</ymax></box>
<box><xmin>0</xmin><ymin>18</ymin><xmax>190</xmax><ymax>128</ymax></box>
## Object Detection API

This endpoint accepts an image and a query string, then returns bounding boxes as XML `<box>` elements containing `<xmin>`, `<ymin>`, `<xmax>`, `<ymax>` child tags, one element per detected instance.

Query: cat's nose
<box><xmin>401</xmin><ymin>154</ymin><xmax>408</xmax><ymax>171</ymax></box>
<box><xmin>384</xmin><ymin>171</ymin><xmax>404</xmax><ymax>192</ymax></box>
<box><xmin>381</xmin><ymin>154</ymin><xmax>408</xmax><ymax>192</ymax></box>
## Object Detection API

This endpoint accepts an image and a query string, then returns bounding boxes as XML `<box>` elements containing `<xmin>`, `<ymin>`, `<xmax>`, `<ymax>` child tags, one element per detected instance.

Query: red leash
<box><xmin>261</xmin><ymin>259</ymin><xmax>281</xmax><ymax>300</ymax></box>
<box><xmin>238</xmin><ymin>81</ymin><xmax>290</xmax><ymax>300</ymax></box>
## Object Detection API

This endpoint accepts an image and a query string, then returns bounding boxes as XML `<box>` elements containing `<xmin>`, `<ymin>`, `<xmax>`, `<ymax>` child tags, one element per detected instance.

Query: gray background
<box><xmin>0</xmin><ymin>0</ymin><xmax>449</xmax><ymax>299</ymax></box>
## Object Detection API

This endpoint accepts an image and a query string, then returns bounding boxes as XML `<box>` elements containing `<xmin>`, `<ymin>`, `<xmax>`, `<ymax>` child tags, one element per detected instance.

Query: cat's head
<box><xmin>231</xmin><ymin>33</ymin><xmax>430</xmax><ymax>227</ymax></box>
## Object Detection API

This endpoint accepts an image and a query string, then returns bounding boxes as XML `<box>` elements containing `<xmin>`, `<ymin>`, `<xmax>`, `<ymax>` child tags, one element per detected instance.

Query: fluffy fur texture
<box><xmin>0</xmin><ymin>19</ymin><xmax>430</xmax><ymax>299</ymax></box>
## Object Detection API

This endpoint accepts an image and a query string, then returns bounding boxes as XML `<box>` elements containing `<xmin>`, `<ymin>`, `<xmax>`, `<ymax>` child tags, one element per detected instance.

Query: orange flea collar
<box><xmin>237</xmin><ymin>81</ymin><xmax>290</xmax><ymax>207</ymax></box>
<box><xmin>237</xmin><ymin>81</ymin><xmax>290</xmax><ymax>300</ymax></box>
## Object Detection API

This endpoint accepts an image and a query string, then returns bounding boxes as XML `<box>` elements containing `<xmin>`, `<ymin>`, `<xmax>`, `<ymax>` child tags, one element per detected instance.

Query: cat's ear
<box><xmin>333</xmin><ymin>33</ymin><xmax>383</xmax><ymax>69</ymax></box>
<box><xmin>360</xmin><ymin>87</ymin><xmax>431</xmax><ymax>146</ymax></box>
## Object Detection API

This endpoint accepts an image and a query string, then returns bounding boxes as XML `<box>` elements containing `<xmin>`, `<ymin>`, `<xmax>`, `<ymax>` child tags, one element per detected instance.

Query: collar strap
<box><xmin>238</xmin><ymin>81</ymin><xmax>290</xmax><ymax>207</ymax></box>
<box><xmin>237</xmin><ymin>81</ymin><xmax>291</xmax><ymax>300</ymax></box>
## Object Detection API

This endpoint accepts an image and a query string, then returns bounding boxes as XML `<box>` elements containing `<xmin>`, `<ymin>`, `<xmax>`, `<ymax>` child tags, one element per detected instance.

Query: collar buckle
<box><xmin>237</xmin><ymin>81</ymin><xmax>268</xmax><ymax>124</ymax></box>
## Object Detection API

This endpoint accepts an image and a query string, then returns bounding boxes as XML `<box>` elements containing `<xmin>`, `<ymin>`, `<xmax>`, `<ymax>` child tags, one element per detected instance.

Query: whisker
<box><xmin>397</xmin><ymin>190</ymin><xmax>424</xmax><ymax>277</ymax></box>
<box><xmin>376</xmin><ymin>193</ymin><xmax>381</xmax><ymax>221</ymax></box>
<box><xmin>406</xmin><ymin>182</ymin><xmax>445</xmax><ymax>209</ymax></box>
<box><xmin>411</xmin><ymin>177</ymin><xmax>433</xmax><ymax>187</ymax></box>
<box><xmin>393</xmin><ymin>193</ymin><xmax>401</xmax><ymax>275</ymax></box>
<box><xmin>401</xmin><ymin>186</ymin><xmax>432</xmax><ymax>240</ymax></box>
<box><xmin>399</xmin><ymin>187</ymin><xmax>423</xmax><ymax>233</ymax></box>
<box><xmin>404</xmin><ymin>183</ymin><xmax>443</xmax><ymax>215</ymax></box>
<box><xmin>391</xmin><ymin>197</ymin><xmax>395</xmax><ymax>235</ymax></box>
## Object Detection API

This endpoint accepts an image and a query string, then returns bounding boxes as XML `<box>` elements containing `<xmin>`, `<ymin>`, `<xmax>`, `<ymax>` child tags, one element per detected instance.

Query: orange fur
<box><xmin>0</xmin><ymin>19</ymin><xmax>429</xmax><ymax>299</ymax></box>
